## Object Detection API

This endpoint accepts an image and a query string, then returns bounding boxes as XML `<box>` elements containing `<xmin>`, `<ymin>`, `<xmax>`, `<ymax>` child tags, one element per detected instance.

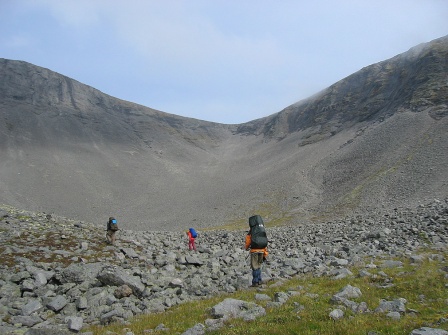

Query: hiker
<box><xmin>187</xmin><ymin>228</ymin><xmax>198</xmax><ymax>251</ymax></box>
<box><xmin>245</xmin><ymin>215</ymin><xmax>268</xmax><ymax>287</ymax></box>
<box><xmin>106</xmin><ymin>216</ymin><xmax>119</xmax><ymax>245</ymax></box>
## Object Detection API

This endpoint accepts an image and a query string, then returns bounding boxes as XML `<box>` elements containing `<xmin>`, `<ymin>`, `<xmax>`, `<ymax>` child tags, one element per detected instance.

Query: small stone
<box><xmin>329</xmin><ymin>309</ymin><xmax>344</xmax><ymax>320</ymax></box>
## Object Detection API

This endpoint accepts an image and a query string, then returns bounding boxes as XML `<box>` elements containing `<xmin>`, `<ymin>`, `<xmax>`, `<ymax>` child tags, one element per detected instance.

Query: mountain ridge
<box><xmin>237</xmin><ymin>35</ymin><xmax>448</xmax><ymax>141</ymax></box>
<box><xmin>0</xmin><ymin>35</ymin><xmax>447</xmax><ymax>230</ymax></box>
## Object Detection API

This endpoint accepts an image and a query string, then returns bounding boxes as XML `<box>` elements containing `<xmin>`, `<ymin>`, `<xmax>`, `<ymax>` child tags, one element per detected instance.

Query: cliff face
<box><xmin>0</xmin><ymin>35</ymin><xmax>447</xmax><ymax>230</ymax></box>
<box><xmin>0</xmin><ymin>58</ymin><xmax>232</xmax><ymax>149</ymax></box>
<box><xmin>237</xmin><ymin>35</ymin><xmax>448</xmax><ymax>142</ymax></box>
<box><xmin>0</xmin><ymin>58</ymin><xmax>236</xmax><ymax>229</ymax></box>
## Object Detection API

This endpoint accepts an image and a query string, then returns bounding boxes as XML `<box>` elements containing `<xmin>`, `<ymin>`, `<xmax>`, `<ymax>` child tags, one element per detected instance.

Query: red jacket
<box><xmin>245</xmin><ymin>233</ymin><xmax>268</xmax><ymax>258</ymax></box>
<box><xmin>187</xmin><ymin>231</ymin><xmax>195</xmax><ymax>241</ymax></box>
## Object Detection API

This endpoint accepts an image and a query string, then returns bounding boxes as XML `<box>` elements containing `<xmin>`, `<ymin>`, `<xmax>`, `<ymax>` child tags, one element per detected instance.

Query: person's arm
<box><xmin>245</xmin><ymin>234</ymin><xmax>251</xmax><ymax>250</ymax></box>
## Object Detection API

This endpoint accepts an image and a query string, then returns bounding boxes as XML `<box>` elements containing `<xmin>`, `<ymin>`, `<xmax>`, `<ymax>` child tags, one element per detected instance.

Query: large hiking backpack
<box><xmin>189</xmin><ymin>228</ymin><xmax>198</xmax><ymax>238</ymax></box>
<box><xmin>249</xmin><ymin>215</ymin><xmax>268</xmax><ymax>249</ymax></box>
<box><xmin>109</xmin><ymin>217</ymin><xmax>118</xmax><ymax>231</ymax></box>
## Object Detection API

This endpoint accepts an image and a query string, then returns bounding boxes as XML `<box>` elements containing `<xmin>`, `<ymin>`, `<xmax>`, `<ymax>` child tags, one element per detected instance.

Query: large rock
<box><xmin>185</xmin><ymin>255</ymin><xmax>204</xmax><ymax>266</ymax></box>
<box><xmin>114</xmin><ymin>285</ymin><xmax>133</xmax><ymax>299</ymax></box>
<box><xmin>181</xmin><ymin>323</ymin><xmax>205</xmax><ymax>335</ymax></box>
<box><xmin>329</xmin><ymin>309</ymin><xmax>344</xmax><ymax>320</ymax></box>
<box><xmin>67</xmin><ymin>316</ymin><xmax>84</xmax><ymax>331</ymax></box>
<box><xmin>21</xmin><ymin>300</ymin><xmax>43</xmax><ymax>316</ymax></box>
<box><xmin>210</xmin><ymin>298</ymin><xmax>265</xmax><ymax>321</ymax></box>
<box><xmin>410</xmin><ymin>328</ymin><xmax>448</xmax><ymax>335</ymax></box>
<box><xmin>97</xmin><ymin>267</ymin><xmax>145</xmax><ymax>296</ymax></box>
<box><xmin>10</xmin><ymin>315</ymin><xmax>43</xmax><ymax>327</ymax></box>
<box><xmin>46</xmin><ymin>295</ymin><xmax>68</xmax><ymax>312</ymax></box>
<box><xmin>120</xmin><ymin>247</ymin><xmax>140</xmax><ymax>259</ymax></box>
<box><xmin>375</xmin><ymin>298</ymin><xmax>407</xmax><ymax>313</ymax></box>
<box><xmin>332</xmin><ymin>285</ymin><xmax>362</xmax><ymax>300</ymax></box>
<box><xmin>58</xmin><ymin>263</ymin><xmax>103</xmax><ymax>284</ymax></box>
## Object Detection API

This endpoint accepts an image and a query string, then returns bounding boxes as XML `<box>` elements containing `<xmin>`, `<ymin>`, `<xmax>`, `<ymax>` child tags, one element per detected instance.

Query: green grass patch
<box><xmin>87</xmin><ymin>251</ymin><xmax>448</xmax><ymax>335</ymax></box>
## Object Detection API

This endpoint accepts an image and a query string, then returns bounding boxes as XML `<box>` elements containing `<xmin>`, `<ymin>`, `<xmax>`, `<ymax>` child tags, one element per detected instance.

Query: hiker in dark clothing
<box><xmin>245</xmin><ymin>215</ymin><xmax>268</xmax><ymax>287</ymax></box>
<box><xmin>106</xmin><ymin>217</ymin><xmax>118</xmax><ymax>245</ymax></box>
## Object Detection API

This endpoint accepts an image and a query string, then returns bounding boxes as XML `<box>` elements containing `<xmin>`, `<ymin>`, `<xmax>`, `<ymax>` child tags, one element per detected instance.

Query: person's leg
<box><xmin>257</xmin><ymin>253</ymin><xmax>264</xmax><ymax>284</ymax></box>
<box><xmin>106</xmin><ymin>230</ymin><xmax>112</xmax><ymax>244</ymax></box>
<box><xmin>250</xmin><ymin>253</ymin><xmax>261</xmax><ymax>286</ymax></box>
<box><xmin>255</xmin><ymin>268</ymin><xmax>262</xmax><ymax>284</ymax></box>
<box><xmin>251</xmin><ymin>269</ymin><xmax>258</xmax><ymax>286</ymax></box>
<box><xmin>111</xmin><ymin>231</ymin><xmax>116</xmax><ymax>245</ymax></box>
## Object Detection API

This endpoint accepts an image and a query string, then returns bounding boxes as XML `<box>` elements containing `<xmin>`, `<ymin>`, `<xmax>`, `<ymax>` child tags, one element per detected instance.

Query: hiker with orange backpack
<box><xmin>245</xmin><ymin>215</ymin><xmax>268</xmax><ymax>287</ymax></box>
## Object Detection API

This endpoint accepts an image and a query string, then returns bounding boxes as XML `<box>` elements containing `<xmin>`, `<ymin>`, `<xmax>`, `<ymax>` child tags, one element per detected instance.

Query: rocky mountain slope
<box><xmin>0</xmin><ymin>35</ymin><xmax>447</xmax><ymax>231</ymax></box>
<box><xmin>0</xmin><ymin>199</ymin><xmax>447</xmax><ymax>334</ymax></box>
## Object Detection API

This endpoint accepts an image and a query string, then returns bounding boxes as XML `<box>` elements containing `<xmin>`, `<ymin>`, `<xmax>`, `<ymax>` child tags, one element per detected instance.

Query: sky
<box><xmin>1</xmin><ymin>1</ymin><xmax>447</xmax><ymax>124</ymax></box>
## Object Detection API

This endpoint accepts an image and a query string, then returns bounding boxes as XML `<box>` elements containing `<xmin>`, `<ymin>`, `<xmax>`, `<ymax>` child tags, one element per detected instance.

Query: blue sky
<box><xmin>1</xmin><ymin>1</ymin><xmax>447</xmax><ymax>124</ymax></box>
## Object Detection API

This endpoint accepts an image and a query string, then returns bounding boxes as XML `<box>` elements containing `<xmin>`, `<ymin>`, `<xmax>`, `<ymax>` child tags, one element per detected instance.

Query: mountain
<box><xmin>0</xmin><ymin>35</ymin><xmax>447</xmax><ymax>230</ymax></box>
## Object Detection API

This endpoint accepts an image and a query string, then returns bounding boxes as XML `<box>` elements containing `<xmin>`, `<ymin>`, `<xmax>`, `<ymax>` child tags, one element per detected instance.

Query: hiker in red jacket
<box><xmin>187</xmin><ymin>228</ymin><xmax>197</xmax><ymax>251</ymax></box>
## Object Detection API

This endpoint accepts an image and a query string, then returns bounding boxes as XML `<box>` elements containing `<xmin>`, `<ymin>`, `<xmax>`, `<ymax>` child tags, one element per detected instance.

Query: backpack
<box><xmin>189</xmin><ymin>228</ymin><xmax>198</xmax><ymax>238</ymax></box>
<box><xmin>109</xmin><ymin>218</ymin><xmax>118</xmax><ymax>231</ymax></box>
<box><xmin>249</xmin><ymin>215</ymin><xmax>268</xmax><ymax>249</ymax></box>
